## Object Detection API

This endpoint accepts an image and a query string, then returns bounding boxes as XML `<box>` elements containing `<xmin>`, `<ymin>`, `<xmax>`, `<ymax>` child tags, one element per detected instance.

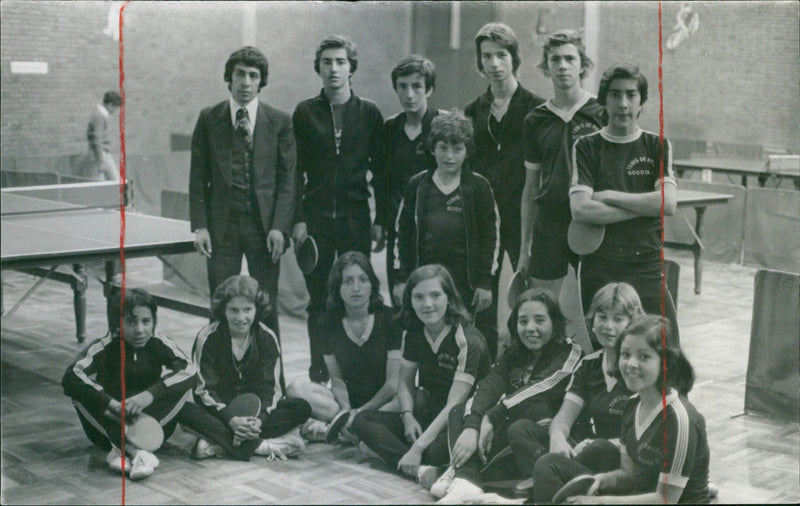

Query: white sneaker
<box><xmin>194</xmin><ymin>438</ymin><xmax>223</xmax><ymax>459</ymax></box>
<box><xmin>437</xmin><ymin>477</ymin><xmax>483</xmax><ymax>504</ymax></box>
<box><xmin>472</xmin><ymin>492</ymin><xmax>526</xmax><ymax>504</ymax></box>
<box><xmin>430</xmin><ymin>466</ymin><xmax>456</xmax><ymax>498</ymax></box>
<box><xmin>129</xmin><ymin>452</ymin><xmax>155</xmax><ymax>480</ymax></box>
<box><xmin>106</xmin><ymin>448</ymin><xmax>131</xmax><ymax>475</ymax></box>
<box><xmin>417</xmin><ymin>465</ymin><xmax>442</xmax><ymax>490</ymax></box>
<box><xmin>134</xmin><ymin>449</ymin><xmax>159</xmax><ymax>469</ymax></box>
<box><xmin>255</xmin><ymin>431</ymin><xmax>306</xmax><ymax>461</ymax></box>
<box><xmin>300</xmin><ymin>418</ymin><xmax>328</xmax><ymax>442</ymax></box>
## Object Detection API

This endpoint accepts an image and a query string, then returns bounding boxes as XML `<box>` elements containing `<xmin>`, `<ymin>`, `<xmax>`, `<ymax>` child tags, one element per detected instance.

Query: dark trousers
<box><xmin>532</xmin><ymin>439</ymin><xmax>621</xmax><ymax>504</ymax></box>
<box><xmin>449</xmin><ymin>400</ymin><xmax>554</xmax><ymax>486</ymax></box>
<box><xmin>352</xmin><ymin>400</ymin><xmax>450</xmax><ymax>470</ymax></box>
<box><xmin>208</xmin><ymin>208</ymin><xmax>280</xmax><ymax>337</ymax></box>
<box><xmin>447</xmin><ymin>403</ymin><xmax>522</xmax><ymax>486</ymax></box>
<box><xmin>192</xmin><ymin>397</ymin><xmax>311</xmax><ymax>461</ymax></box>
<box><xmin>305</xmin><ymin>211</ymin><xmax>371</xmax><ymax>382</ymax></box>
<box><xmin>580</xmin><ymin>257</ymin><xmax>680</xmax><ymax>345</ymax></box>
<box><xmin>72</xmin><ymin>389</ymin><xmax>192</xmax><ymax>452</ymax></box>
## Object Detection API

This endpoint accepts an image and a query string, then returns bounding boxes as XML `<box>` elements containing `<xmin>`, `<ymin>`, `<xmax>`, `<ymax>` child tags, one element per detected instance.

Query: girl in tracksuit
<box><xmin>432</xmin><ymin>287</ymin><xmax>583</xmax><ymax>502</ymax></box>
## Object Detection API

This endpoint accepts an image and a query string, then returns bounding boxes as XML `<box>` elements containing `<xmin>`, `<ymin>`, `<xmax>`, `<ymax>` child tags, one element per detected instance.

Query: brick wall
<box><xmin>2</xmin><ymin>2</ymin><xmax>798</xmax><ymax>160</ymax></box>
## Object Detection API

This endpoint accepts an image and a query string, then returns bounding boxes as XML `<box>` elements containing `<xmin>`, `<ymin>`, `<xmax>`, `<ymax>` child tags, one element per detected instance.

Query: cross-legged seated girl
<box><xmin>508</xmin><ymin>282</ymin><xmax>644</xmax><ymax>492</ymax></box>
<box><xmin>353</xmin><ymin>264</ymin><xmax>491</xmax><ymax>479</ymax></box>
<box><xmin>62</xmin><ymin>288</ymin><xmax>198</xmax><ymax>480</ymax></box>
<box><xmin>287</xmin><ymin>251</ymin><xmax>402</xmax><ymax>443</ymax></box>
<box><xmin>434</xmin><ymin>288</ymin><xmax>583</xmax><ymax>503</ymax></box>
<box><xmin>533</xmin><ymin>315</ymin><xmax>711</xmax><ymax>504</ymax></box>
<box><xmin>192</xmin><ymin>275</ymin><xmax>311</xmax><ymax>461</ymax></box>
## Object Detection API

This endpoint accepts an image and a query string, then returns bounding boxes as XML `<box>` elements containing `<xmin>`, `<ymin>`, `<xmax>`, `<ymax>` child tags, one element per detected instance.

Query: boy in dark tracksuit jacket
<box><xmin>394</xmin><ymin>111</ymin><xmax>500</xmax><ymax>358</ymax></box>
<box><xmin>292</xmin><ymin>35</ymin><xmax>385</xmax><ymax>383</ymax></box>
<box><xmin>436</xmin><ymin>288</ymin><xmax>582</xmax><ymax>501</ymax></box>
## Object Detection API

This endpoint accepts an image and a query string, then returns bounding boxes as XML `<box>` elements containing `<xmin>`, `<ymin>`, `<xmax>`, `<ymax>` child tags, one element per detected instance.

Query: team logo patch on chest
<box><xmin>572</xmin><ymin>121</ymin><xmax>600</xmax><ymax>139</ymax></box>
<box><xmin>446</xmin><ymin>194</ymin><xmax>463</xmax><ymax>213</ymax></box>
<box><xmin>437</xmin><ymin>352</ymin><xmax>458</xmax><ymax>371</ymax></box>
<box><xmin>625</xmin><ymin>156</ymin><xmax>656</xmax><ymax>177</ymax></box>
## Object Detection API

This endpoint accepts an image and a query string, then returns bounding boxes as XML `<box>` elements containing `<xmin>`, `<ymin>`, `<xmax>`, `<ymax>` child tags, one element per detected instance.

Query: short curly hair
<box><xmin>314</xmin><ymin>35</ymin><xmax>358</xmax><ymax>75</ymax></box>
<box><xmin>224</xmin><ymin>46</ymin><xmax>269</xmax><ymax>90</ymax></box>
<box><xmin>428</xmin><ymin>109</ymin><xmax>474</xmax><ymax>155</ymax></box>
<box><xmin>210</xmin><ymin>275</ymin><xmax>272</xmax><ymax>325</ymax></box>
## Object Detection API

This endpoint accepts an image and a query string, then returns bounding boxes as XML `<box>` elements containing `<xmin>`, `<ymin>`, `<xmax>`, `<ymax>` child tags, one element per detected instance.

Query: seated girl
<box><xmin>287</xmin><ymin>251</ymin><xmax>402</xmax><ymax>443</ymax></box>
<box><xmin>192</xmin><ymin>275</ymin><xmax>311</xmax><ymax>461</ymax></box>
<box><xmin>533</xmin><ymin>315</ymin><xmax>711</xmax><ymax>504</ymax></box>
<box><xmin>509</xmin><ymin>282</ymin><xmax>643</xmax><ymax>494</ymax></box>
<box><xmin>433</xmin><ymin>287</ymin><xmax>583</xmax><ymax>503</ymax></box>
<box><xmin>353</xmin><ymin>264</ymin><xmax>491</xmax><ymax>479</ymax></box>
<box><xmin>62</xmin><ymin>288</ymin><xmax>197</xmax><ymax>480</ymax></box>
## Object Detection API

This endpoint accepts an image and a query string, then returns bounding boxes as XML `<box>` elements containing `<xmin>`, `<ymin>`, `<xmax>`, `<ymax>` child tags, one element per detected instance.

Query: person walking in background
<box><xmin>189</xmin><ymin>46</ymin><xmax>296</xmax><ymax>339</ymax></box>
<box><xmin>292</xmin><ymin>35</ymin><xmax>385</xmax><ymax>383</ymax></box>
<box><xmin>86</xmin><ymin>90</ymin><xmax>122</xmax><ymax>181</ymax></box>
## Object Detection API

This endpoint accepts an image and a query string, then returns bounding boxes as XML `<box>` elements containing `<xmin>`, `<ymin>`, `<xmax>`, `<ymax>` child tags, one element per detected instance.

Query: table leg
<box><xmin>693</xmin><ymin>207</ymin><xmax>707</xmax><ymax>294</ymax></box>
<box><xmin>104</xmin><ymin>259</ymin><xmax>121</xmax><ymax>329</ymax></box>
<box><xmin>70</xmin><ymin>264</ymin><xmax>88</xmax><ymax>343</ymax></box>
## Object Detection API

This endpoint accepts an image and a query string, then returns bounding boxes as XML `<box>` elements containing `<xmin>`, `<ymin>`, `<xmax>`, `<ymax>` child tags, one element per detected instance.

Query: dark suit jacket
<box><xmin>189</xmin><ymin>100</ymin><xmax>296</xmax><ymax>247</ymax></box>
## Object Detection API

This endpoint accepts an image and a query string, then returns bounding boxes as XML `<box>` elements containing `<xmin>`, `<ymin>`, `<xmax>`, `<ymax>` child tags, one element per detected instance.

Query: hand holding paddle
<box><xmin>227</xmin><ymin>393</ymin><xmax>262</xmax><ymax>446</ymax></box>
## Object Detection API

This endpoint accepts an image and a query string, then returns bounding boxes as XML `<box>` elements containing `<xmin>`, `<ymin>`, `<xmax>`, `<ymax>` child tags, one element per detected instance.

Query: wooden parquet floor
<box><xmin>2</xmin><ymin>252</ymin><xmax>798</xmax><ymax>504</ymax></box>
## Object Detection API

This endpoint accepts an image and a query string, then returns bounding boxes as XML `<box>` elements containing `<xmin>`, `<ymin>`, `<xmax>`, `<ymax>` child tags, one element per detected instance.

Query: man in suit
<box><xmin>190</xmin><ymin>46</ymin><xmax>296</xmax><ymax>336</ymax></box>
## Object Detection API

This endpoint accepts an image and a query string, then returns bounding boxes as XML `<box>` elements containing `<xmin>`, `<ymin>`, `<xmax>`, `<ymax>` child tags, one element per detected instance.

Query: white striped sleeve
<box><xmin>193</xmin><ymin>323</ymin><xmax>227</xmax><ymax>411</ymax></box>
<box><xmin>72</xmin><ymin>335</ymin><xmax>115</xmax><ymax>392</ymax></box>
<box><xmin>502</xmin><ymin>343</ymin><xmax>582</xmax><ymax>409</ymax></box>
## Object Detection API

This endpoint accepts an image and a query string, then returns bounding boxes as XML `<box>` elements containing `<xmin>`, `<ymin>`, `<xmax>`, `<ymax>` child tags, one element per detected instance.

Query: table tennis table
<box><xmin>667</xmin><ymin>189</ymin><xmax>734</xmax><ymax>295</ymax></box>
<box><xmin>674</xmin><ymin>156</ymin><xmax>800</xmax><ymax>189</ymax></box>
<box><xmin>1</xmin><ymin>181</ymin><xmax>198</xmax><ymax>341</ymax></box>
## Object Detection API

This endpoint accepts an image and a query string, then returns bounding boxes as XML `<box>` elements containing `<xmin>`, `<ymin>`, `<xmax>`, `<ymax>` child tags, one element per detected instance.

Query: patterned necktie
<box><xmin>235</xmin><ymin>107</ymin><xmax>252</xmax><ymax>145</ymax></box>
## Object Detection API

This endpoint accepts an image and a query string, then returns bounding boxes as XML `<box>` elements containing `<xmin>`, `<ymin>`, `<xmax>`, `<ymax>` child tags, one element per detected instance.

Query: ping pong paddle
<box><xmin>294</xmin><ymin>235</ymin><xmax>319</xmax><ymax>275</ymax></box>
<box><xmin>124</xmin><ymin>413</ymin><xmax>164</xmax><ymax>452</ymax></box>
<box><xmin>106</xmin><ymin>411</ymin><xmax>164</xmax><ymax>452</ymax></box>
<box><xmin>507</xmin><ymin>271</ymin><xmax>532</xmax><ymax>309</ymax></box>
<box><xmin>228</xmin><ymin>393</ymin><xmax>261</xmax><ymax>446</ymax></box>
<box><xmin>551</xmin><ymin>474</ymin><xmax>597</xmax><ymax>504</ymax></box>
<box><xmin>567</xmin><ymin>221</ymin><xmax>605</xmax><ymax>256</ymax></box>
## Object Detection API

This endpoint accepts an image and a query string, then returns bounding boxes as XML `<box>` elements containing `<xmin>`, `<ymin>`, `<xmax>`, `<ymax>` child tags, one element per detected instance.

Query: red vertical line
<box><xmin>657</xmin><ymin>2</ymin><xmax>669</xmax><ymax>503</ymax></box>
<box><xmin>117</xmin><ymin>2</ymin><xmax>131</xmax><ymax>503</ymax></box>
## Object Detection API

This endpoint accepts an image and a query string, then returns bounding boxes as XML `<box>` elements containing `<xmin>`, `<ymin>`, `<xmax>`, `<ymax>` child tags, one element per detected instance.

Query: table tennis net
<box><xmin>1</xmin><ymin>180</ymin><xmax>131</xmax><ymax>215</ymax></box>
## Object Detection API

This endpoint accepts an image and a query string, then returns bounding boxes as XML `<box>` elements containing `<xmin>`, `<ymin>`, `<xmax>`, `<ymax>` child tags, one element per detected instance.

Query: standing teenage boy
<box><xmin>570</xmin><ymin>63</ymin><xmax>680</xmax><ymax>343</ymax></box>
<box><xmin>190</xmin><ymin>47</ymin><xmax>296</xmax><ymax>339</ymax></box>
<box><xmin>519</xmin><ymin>30</ymin><xmax>604</xmax><ymax>296</ymax></box>
<box><xmin>385</xmin><ymin>55</ymin><xmax>440</xmax><ymax>304</ymax></box>
<box><xmin>464</xmin><ymin>23</ymin><xmax>544</xmax><ymax>351</ymax></box>
<box><xmin>292</xmin><ymin>35</ymin><xmax>385</xmax><ymax>382</ymax></box>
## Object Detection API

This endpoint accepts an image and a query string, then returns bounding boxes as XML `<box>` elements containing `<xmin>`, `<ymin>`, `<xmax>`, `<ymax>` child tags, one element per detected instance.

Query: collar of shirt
<box><xmin>229</xmin><ymin>96</ymin><xmax>259</xmax><ymax>135</ymax></box>
<box><xmin>97</xmin><ymin>103</ymin><xmax>110</xmax><ymax>118</ymax></box>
